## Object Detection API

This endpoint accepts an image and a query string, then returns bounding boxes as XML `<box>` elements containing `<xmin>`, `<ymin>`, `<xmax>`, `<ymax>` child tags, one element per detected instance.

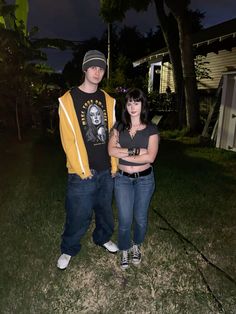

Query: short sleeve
<box><xmin>148</xmin><ymin>122</ymin><xmax>159</xmax><ymax>136</ymax></box>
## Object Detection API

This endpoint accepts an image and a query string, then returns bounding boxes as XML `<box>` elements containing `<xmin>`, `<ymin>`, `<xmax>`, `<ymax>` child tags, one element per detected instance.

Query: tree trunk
<box><xmin>178</xmin><ymin>16</ymin><xmax>200</xmax><ymax>132</ymax></box>
<box><xmin>167</xmin><ymin>32</ymin><xmax>186</xmax><ymax>127</ymax></box>
<box><xmin>165</xmin><ymin>0</ymin><xmax>200</xmax><ymax>133</ymax></box>
<box><xmin>154</xmin><ymin>0</ymin><xmax>186</xmax><ymax>128</ymax></box>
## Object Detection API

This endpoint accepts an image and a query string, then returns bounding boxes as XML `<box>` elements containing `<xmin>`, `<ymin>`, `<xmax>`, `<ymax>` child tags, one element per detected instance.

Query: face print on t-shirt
<box><xmin>81</xmin><ymin>100</ymin><xmax>108</xmax><ymax>143</ymax></box>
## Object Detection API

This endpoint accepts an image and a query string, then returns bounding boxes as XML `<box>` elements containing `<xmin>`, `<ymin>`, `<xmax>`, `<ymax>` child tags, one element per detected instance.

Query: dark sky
<box><xmin>10</xmin><ymin>0</ymin><xmax>236</xmax><ymax>71</ymax></box>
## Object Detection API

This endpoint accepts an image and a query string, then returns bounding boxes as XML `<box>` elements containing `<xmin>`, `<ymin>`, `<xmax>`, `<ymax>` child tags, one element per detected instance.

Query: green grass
<box><xmin>0</xmin><ymin>131</ymin><xmax>235</xmax><ymax>313</ymax></box>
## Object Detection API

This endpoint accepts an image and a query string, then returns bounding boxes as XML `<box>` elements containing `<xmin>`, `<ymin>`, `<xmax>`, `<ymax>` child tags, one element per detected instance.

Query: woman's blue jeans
<box><xmin>114</xmin><ymin>169</ymin><xmax>155</xmax><ymax>251</ymax></box>
<box><xmin>60</xmin><ymin>169</ymin><xmax>114</xmax><ymax>256</ymax></box>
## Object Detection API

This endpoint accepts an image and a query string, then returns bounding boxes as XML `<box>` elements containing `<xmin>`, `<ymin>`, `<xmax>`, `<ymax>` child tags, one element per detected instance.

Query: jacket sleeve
<box><xmin>103</xmin><ymin>91</ymin><xmax>118</xmax><ymax>174</ymax></box>
<box><xmin>58</xmin><ymin>99</ymin><xmax>91</xmax><ymax>179</ymax></box>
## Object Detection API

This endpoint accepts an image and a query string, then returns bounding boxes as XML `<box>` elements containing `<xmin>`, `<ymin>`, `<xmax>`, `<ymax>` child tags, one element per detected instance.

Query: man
<box><xmin>57</xmin><ymin>50</ymin><xmax>118</xmax><ymax>270</ymax></box>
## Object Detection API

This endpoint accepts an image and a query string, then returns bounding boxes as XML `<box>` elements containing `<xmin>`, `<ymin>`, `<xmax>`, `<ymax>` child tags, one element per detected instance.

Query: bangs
<box><xmin>127</xmin><ymin>96</ymin><xmax>142</xmax><ymax>103</ymax></box>
<box><xmin>125</xmin><ymin>89</ymin><xmax>143</xmax><ymax>103</ymax></box>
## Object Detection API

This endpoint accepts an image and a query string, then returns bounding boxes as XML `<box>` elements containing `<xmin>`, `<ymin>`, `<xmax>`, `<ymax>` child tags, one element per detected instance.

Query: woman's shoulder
<box><xmin>146</xmin><ymin>122</ymin><xmax>159</xmax><ymax>135</ymax></box>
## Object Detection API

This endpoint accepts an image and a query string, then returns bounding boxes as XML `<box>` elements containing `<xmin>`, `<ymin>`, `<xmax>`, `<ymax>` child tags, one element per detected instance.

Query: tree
<box><xmin>0</xmin><ymin>0</ymin><xmax>75</xmax><ymax>138</ymax></box>
<box><xmin>99</xmin><ymin>0</ymin><xmax>203</xmax><ymax>133</ymax></box>
<box><xmin>0</xmin><ymin>0</ymin><xmax>47</xmax><ymax>139</ymax></box>
<box><xmin>153</xmin><ymin>0</ymin><xmax>185</xmax><ymax>127</ymax></box>
<box><xmin>164</xmin><ymin>0</ymin><xmax>200</xmax><ymax>132</ymax></box>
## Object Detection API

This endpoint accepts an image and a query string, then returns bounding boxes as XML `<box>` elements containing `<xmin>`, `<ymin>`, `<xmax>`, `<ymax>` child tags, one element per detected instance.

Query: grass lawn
<box><xmin>0</xmin><ymin>130</ymin><xmax>235</xmax><ymax>313</ymax></box>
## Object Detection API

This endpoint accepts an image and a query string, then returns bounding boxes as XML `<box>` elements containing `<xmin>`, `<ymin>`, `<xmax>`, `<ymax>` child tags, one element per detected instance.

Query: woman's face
<box><xmin>126</xmin><ymin>99</ymin><xmax>142</xmax><ymax>118</ymax></box>
<box><xmin>89</xmin><ymin>105</ymin><xmax>102</xmax><ymax>125</ymax></box>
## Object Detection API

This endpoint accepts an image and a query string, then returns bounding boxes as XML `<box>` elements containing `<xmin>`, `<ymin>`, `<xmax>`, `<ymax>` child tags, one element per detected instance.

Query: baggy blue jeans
<box><xmin>114</xmin><ymin>169</ymin><xmax>155</xmax><ymax>251</ymax></box>
<box><xmin>60</xmin><ymin>169</ymin><xmax>114</xmax><ymax>256</ymax></box>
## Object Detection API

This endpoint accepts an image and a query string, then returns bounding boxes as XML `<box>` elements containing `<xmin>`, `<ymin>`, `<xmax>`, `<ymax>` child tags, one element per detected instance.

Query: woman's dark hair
<box><xmin>119</xmin><ymin>88</ymin><xmax>149</xmax><ymax>130</ymax></box>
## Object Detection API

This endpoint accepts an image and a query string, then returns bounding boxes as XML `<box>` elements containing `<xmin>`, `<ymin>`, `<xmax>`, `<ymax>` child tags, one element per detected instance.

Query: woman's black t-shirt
<box><xmin>114</xmin><ymin>122</ymin><xmax>159</xmax><ymax>166</ymax></box>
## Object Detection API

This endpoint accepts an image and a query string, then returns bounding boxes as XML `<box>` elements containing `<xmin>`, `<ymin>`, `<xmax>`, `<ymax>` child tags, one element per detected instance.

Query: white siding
<box><xmin>150</xmin><ymin>47</ymin><xmax>236</xmax><ymax>93</ymax></box>
<box><xmin>160</xmin><ymin>62</ymin><xmax>175</xmax><ymax>93</ymax></box>
<box><xmin>198</xmin><ymin>47</ymin><xmax>236</xmax><ymax>89</ymax></box>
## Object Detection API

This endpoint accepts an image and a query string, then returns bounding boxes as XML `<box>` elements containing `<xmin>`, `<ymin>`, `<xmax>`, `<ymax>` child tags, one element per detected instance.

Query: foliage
<box><xmin>15</xmin><ymin>0</ymin><xmax>28</xmax><ymax>34</ymax></box>
<box><xmin>62</xmin><ymin>37</ymin><xmax>104</xmax><ymax>88</ymax></box>
<box><xmin>0</xmin><ymin>0</ymin><xmax>69</xmax><ymax>137</ymax></box>
<box><xmin>194</xmin><ymin>55</ymin><xmax>212</xmax><ymax>81</ymax></box>
<box><xmin>148</xmin><ymin>90</ymin><xmax>177</xmax><ymax>113</ymax></box>
<box><xmin>0</xmin><ymin>19</ymin><xmax>47</xmax><ymax>135</ymax></box>
<box><xmin>62</xmin><ymin>24</ymin><xmax>164</xmax><ymax>92</ymax></box>
<box><xmin>100</xmin><ymin>0</ymin><xmax>205</xmax><ymax>133</ymax></box>
<box><xmin>99</xmin><ymin>0</ymin><xmax>150</xmax><ymax>23</ymax></box>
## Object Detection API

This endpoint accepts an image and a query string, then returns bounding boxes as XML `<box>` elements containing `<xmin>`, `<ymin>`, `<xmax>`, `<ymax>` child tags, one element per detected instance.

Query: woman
<box><xmin>108</xmin><ymin>88</ymin><xmax>159</xmax><ymax>269</ymax></box>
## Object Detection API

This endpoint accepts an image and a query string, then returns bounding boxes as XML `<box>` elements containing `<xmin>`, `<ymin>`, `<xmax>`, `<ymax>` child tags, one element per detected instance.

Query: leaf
<box><xmin>0</xmin><ymin>15</ymin><xmax>6</xmax><ymax>27</ymax></box>
<box><xmin>15</xmin><ymin>0</ymin><xmax>29</xmax><ymax>34</ymax></box>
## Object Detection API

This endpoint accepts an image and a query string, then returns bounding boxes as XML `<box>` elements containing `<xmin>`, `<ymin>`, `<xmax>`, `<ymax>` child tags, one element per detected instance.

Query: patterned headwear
<box><xmin>82</xmin><ymin>50</ymin><xmax>107</xmax><ymax>71</ymax></box>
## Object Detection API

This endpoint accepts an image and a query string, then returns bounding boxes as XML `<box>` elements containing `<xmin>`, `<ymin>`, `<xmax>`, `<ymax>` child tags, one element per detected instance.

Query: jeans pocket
<box><xmin>139</xmin><ymin>172</ymin><xmax>155</xmax><ymax>186</ymax></box>
<box><xmin>68</xmin><ymin>173</ymin><xmax>82</xmax><ymax>184</ymax></box>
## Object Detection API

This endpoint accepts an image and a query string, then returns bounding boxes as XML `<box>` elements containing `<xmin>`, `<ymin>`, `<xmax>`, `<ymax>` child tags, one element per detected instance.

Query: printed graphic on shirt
<box><xmin>80</xmin><ymin>99</ymin><xmax>108</xmax><ymax>143</ymax></box>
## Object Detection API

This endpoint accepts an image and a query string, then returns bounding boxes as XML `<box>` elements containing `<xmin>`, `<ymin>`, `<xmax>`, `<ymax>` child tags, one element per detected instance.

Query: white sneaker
<box><xmin>102</xmin><ymin>240</ymin><xmax>119</xmax><ymax>253</ymax></box>
<box><xmin>57</xmin><ymin>253</ymin><xmax>71</xmax><ymax>270</ymax></box>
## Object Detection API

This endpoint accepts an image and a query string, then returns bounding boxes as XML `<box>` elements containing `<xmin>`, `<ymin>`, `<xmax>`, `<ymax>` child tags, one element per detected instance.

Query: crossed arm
<box><xmin>108</xmin><ymin>128</ymin><xmax>159</xmax><ymax>164</ymax></box>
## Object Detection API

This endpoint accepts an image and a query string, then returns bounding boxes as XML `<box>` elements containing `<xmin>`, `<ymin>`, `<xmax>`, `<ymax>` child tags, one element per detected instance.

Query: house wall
<box><xmin>198</xmin><ymin>47</ymin><xmax>236</xmax><ymax>90</ymax></box>
<box><xmin>156</xmin><ymin>47</ymin><xmax>236</xmax><ymax>93</ymax></box>
<box><xmin>160</xmin><ymin>62</ymin><xmax>175</xmax><ymax>93</ymax></box>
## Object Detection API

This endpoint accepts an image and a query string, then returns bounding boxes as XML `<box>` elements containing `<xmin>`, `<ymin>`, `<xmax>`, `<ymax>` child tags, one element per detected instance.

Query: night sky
<box><xmin>8</xmin><ymin>0</ymin><xmax>236</xmax><ymax>71</ymax></box>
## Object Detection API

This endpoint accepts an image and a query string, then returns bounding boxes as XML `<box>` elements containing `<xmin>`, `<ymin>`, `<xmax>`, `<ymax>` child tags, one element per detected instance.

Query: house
<box><xmin>133</xmin><ymin>18</ymin><xmax>236</xmax><ymax>151</ymax></box>
<box><xmin>215</xmin><ymin>71</ymin><xmax>236</xmax><ymax>152</ymax></box>
<box><xmin>133</xmin><ymin>18</ymin><xmax>236</xmax><ymax>94</ymax></box>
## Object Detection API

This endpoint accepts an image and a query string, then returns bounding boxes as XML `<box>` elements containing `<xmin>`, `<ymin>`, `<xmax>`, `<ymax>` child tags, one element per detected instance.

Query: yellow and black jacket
<box><xmin>58</xmin><ymin>89</ymin><xmax>117</xmax><ymax>179</ymax></box>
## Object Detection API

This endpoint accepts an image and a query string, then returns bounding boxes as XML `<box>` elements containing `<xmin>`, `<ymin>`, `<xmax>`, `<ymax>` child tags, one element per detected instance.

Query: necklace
<box><xmin>129</xmin><ymin>124</ymin><xmax>141</xmax><ymax>139</ymax></box>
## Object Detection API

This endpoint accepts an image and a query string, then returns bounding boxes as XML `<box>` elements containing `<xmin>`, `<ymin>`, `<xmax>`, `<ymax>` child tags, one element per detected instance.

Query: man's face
<box><xmin>85</xmin><ymin>66</ymin><xmax>105</xmax><ymax>85</ymax></box>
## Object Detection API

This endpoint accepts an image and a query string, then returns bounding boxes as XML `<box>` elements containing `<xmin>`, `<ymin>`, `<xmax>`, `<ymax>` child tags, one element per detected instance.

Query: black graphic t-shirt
<box><xmin>70</xmin><ymin>87</ymin><xmax>110</xmax><ymax>172</ymax></box>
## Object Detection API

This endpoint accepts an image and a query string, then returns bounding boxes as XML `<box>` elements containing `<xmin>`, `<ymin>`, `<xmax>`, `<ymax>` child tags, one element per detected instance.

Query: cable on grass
<box><xmin>153</xmin><ymin>208</ymin><xmax>236</xmax><ymax>313</ymax></box>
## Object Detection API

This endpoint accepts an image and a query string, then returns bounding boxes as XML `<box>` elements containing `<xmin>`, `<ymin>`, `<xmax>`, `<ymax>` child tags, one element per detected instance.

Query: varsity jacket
<box><xmin>58</xmin><ymin>89</ymin><xmax>118</xmax><ymax>179</ymax></box>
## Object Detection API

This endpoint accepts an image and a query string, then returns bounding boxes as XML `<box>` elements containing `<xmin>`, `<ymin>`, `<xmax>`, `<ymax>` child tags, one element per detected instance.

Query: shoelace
<box><xmin>122</xmin><ymin>251</ymin><xmax>129</xmax><ymax>263</ymax></box>
<box><xmin>132</xmin><ymin>245</ymin><xmax>140</xmax><ymax>258</ymax></box>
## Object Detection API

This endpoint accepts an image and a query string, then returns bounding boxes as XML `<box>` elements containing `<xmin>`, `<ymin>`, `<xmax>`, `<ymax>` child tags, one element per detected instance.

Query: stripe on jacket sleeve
<box><xmin>59</xmin><ymin>98</ymin><xmax>85</xmax><ymax>174</ymax></box>
<box><xmin>113</xmin><ymin>99</ymin><xmax>116</xmax><ymax>123</ymax></box>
